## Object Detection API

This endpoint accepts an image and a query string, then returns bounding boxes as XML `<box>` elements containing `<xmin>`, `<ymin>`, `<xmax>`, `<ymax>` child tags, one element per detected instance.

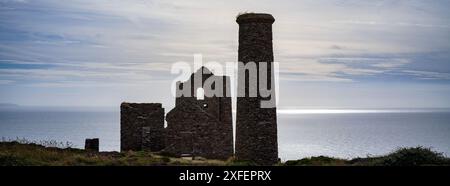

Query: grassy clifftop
<box><xmin>284</xmin><ymin>147</ymin><xmax>450</xmax><ymax>166</ymax></box>
<box><xmin>0</xmin><ymin>141</ymin><xmax>231</xmax><ymax>166</ymax></box>
<box><xmin>1</xmin><ymin>141</ymin><xmax>449</xmax><ymax>166</ymax></box>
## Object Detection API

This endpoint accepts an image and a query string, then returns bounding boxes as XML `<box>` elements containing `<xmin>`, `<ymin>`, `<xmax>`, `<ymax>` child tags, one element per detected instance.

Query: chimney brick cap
<box><xmin>236</xmin><ymin>13</ymin><xmax>275</xmax><ymax>24</ymax></box>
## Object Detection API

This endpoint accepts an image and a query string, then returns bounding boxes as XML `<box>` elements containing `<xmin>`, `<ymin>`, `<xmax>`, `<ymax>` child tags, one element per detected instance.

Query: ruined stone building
<box><xmin>121</xmin><ymin>67</ymin><xmax>233</xmax><ymax>160</ymax></box>
<box><xmin>121</xmin><ymin>13</ymin><xmax>278</xmax><ymax>164</ymax></box>
<box><xmin>235</xmin><ymin>13</ymin><xmax>278</xmax><ymax>165</ymax></box>
<box><xmin>165</xmin><ymin>67</ymin><xmax>233</xmax><ymax>159</ymax></box>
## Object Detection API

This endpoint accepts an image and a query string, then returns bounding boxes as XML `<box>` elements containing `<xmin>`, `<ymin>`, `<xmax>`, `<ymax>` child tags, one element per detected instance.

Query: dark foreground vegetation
<box><xmin>284</xmin><ymin>147</ymin><xmax>450</xmax><ymax>166</ymax></box>
<box><xmin>1</xmin><ymin>141</ymin><xmax>449</xmax><ymax>166</ymax></box>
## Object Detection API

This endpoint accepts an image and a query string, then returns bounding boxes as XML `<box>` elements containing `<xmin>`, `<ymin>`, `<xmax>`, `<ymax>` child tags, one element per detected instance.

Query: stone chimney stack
<box><xmin>235</xmin><ymin>13</ymin><xmax>278</xmax><ymax>165</ymax></box>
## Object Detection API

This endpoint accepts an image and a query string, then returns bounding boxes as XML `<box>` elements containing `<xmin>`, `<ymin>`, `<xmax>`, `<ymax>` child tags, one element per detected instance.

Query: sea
<box><xmin>1</xmin><ymin>108</ymin><xmax>449</xmax><ymax>161</ymax></box>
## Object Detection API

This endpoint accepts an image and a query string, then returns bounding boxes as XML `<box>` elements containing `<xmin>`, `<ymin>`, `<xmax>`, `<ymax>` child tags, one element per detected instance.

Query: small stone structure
<box><xmin>85</xmin><ymin>138</ymin><xmax>99</xmax><ymax>152</ymax></box>
<box><xmin>120</xmin><ymin>103</ymin><xmax>165</xmax><ymax>152</ymax></box>
<box><xmin>235</xmin><ymin>13</ymin><xmax>279</xmax><ymax>165</ymax></box>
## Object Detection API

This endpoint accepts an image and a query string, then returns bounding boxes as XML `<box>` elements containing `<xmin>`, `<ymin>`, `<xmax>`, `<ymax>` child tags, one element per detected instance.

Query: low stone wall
<box><xmin>120</xmin><ymin>103</ymin><xmax>165</xmax><ymax>152</ymax></box>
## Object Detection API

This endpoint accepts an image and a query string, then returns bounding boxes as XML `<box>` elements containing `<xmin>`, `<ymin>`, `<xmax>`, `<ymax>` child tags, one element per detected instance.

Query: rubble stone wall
<box><xmin>120</xmin><ymin>103</ymin><xmax>165</xmax><ymax>152</ymax></box>
<box><xmin>235</xmin><ymin>13</ymin><xmax>279</xmax><ymax>165</ymax></box>
<box><xmin>85</xmin><ymin>138</ymin><xmax>99</xmax><ymax>152</ymax></box>
<box><xmin>165</xmin><ymin>67</ymin><xmax>233</xmax><ymax>160</ymax></box>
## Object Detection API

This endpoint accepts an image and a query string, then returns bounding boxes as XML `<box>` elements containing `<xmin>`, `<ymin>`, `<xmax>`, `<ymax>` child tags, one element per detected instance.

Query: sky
<box><xmin>0</xmin><ymin>0</ymin><xmax>450</xmax><ymax>109</ymax></box>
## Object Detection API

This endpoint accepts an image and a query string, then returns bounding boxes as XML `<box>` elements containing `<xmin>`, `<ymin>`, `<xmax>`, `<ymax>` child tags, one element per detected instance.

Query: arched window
<box><xmin>196</xmin><ymin>88</ymin><xmax>205</xmax><ymax>100</ymax></box>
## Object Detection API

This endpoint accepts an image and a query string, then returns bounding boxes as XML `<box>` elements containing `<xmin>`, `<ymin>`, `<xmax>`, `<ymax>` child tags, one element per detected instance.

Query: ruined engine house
<box><xmin>121</xmin><ymin>13</ymin><xmax>279</xmax><ymax>165</ymax></box>
<box><xmin>121</xmin><ymin>67</ymin><xmax>233</xmax><ymax>160</ymax></box>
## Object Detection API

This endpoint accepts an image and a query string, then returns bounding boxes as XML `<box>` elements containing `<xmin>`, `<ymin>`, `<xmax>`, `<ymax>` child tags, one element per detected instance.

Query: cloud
<box><xmin>277</xmin><ymin>56</ymin><xmax>413</xmax><ymax>82</ymax></box>
<box><xmin>0</xmin><ymin>0</ymin><xmax>449</xmax><ymax>107</ymax></box>
<box><xmin>332</xmin><ymin>20</ymin><xmax>450</xmax><ymax>29</ymax></box>
<box><xmin>403</xmin><ymin>70</ymin><xmax>450</xmax><ymax>80</ymax></box>
<box><xmin>0</xmin><ymin>80</ymin><xmax>14</xmax><ymax>84</ymax></box>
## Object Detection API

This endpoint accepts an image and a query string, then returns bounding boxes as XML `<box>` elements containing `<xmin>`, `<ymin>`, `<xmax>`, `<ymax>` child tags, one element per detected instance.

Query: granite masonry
<box><xmin>235</xmin><ymin>13</ymin><xmax>278</xmax><ymax>165</ymax></box>
<box><xmin>120</xmin><ymin>103</ymin><xmax>165</xmax><ymax>152</ymax></box>
<box><xmin>164</xmin><ymin>67</ymin><xmax>233</xmax><ymax>159</ymax></box>
<box><xmin>120</xmin><ymin>67</ymin><xmax>233</xmax><ymax>160</ymax></box>
<box><xmin>120</xmin><ymin>13</ymin><xmax>278</xmax><ymax>165</ymax></box>
<box><xmin>84</xmin><ymin>138</ymin><xmax>99</xmax><ymax>152</ymax></box>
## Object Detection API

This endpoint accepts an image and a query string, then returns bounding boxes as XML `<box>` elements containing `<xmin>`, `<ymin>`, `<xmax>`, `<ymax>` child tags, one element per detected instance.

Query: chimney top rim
<box><xmin>236</xmin><ymin>13</ymin><xmax>275</xmax><ymax>24</ymax></box>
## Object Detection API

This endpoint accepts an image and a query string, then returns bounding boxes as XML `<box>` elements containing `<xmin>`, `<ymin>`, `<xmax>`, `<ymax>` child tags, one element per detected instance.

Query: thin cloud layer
<box><xmin>0</xmin><ymin>0</ymin><xmax>449</xmax><ymax>107</ymax></box>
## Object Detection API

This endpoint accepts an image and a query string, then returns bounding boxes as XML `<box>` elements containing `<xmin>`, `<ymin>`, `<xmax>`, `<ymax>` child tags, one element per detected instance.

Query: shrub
<box><xmin>374</xmin><ymin>147</ymin><xmax>450</xmax><ymax>166</ymax></box>
<box><xmin>285</xmin><ymin>156</ymin><xmax>347</xmax><ymax>166</ymax></box>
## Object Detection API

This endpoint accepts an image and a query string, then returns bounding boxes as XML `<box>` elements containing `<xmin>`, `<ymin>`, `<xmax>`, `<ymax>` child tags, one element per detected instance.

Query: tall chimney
<box><xmin>235</xmin><ymin>13</ymin><xmax>278</xmax><ymax>165</ymax></box>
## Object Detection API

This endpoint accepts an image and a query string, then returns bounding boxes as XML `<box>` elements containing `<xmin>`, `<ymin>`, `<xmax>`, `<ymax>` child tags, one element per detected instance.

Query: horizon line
<box><xmin>2</xmin><ymin>104</ymin><xmax>450</xmax><ymax>114</ymax></box>
<box><xmin>276</xmin><ymin>108</ymin><xmax>450</xmax><ymax>114</ymax></box>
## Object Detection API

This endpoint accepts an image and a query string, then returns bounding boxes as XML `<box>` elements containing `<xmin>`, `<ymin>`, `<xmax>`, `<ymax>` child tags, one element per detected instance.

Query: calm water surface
<box><xmin>1</xmin><ymin>109</ymin><xmax>449</xmax><ymax>161</ymax></box>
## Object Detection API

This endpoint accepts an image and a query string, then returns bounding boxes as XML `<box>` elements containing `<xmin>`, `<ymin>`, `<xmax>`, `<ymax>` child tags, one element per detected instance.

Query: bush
<box><xmin>285</xmin><ymin>156</ymin><xmax>347</xmax><ymax>166</ymax></box>
<box><xmin>374</xmin><ymin>147</ymin><xmax>450</xmax><ymax>166</ymax></box>
<box><xmin>285</xmin><ymin>147</ymin><xmax>450</xmax><ymax>166</ymax></box>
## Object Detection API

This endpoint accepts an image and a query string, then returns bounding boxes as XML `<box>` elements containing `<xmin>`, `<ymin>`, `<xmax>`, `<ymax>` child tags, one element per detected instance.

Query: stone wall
<box><xmin>85</xmin><ymin>138</ymin><xmax>99</xmax><ymax>152</ymax></box>
<box><xmin>120</xmin><ymin>103</ymin><xmax>165</xmax><ymax>152</ymax></box>
<box><xmin>235</xmin><ymin>13</ymin><xmax>279</xmax><ymax>165</ymax></box>
<box><xmin>164</xmin><ymin>67</ymin><xmax>233</xmax><ymax>160</ymax></box>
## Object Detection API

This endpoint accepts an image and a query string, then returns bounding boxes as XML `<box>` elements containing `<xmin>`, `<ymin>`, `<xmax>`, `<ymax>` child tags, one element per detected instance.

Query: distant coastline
<box><xmin>0</xmin><ymin>103</ymin><xmax>19</xmax><ymax>108</ymax></box>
